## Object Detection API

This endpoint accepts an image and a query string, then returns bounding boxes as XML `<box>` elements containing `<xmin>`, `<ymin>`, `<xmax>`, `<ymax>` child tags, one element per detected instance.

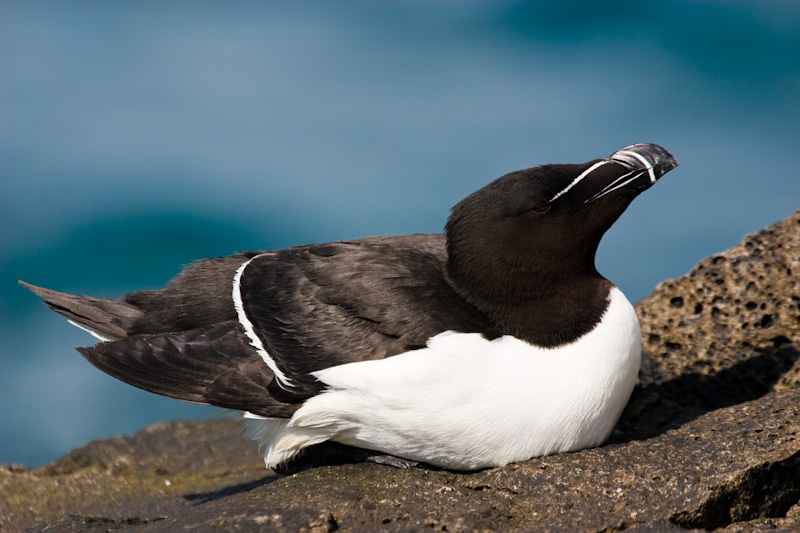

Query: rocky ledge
<box><xmin>3</xmin><ymin>210</ymin><xmax>800</xmax><ymax>532</ymax></box>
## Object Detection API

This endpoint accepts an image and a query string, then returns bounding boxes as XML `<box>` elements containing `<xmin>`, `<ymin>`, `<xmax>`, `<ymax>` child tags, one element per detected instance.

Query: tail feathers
<box><xmin>20</xmin><ymin>281</ymin><xmax>143</xmax><ymax>341</ymax></box>
<box><xmin>77</xmin><ymin>321</ymin><xmax>301</xmax><ymax>418</ymax></box>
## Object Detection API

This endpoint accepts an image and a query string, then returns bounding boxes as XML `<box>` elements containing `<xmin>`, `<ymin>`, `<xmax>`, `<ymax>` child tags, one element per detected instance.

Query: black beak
<box><xmin>585</xmin><ymin>143</ymin><xmax>678</xmax><ymax>203</ymax></box>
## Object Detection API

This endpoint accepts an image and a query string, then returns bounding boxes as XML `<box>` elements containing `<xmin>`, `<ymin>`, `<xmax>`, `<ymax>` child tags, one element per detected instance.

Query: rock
<box><xmin>621</xmin><ymin>209</ymin><xmax>800</xmax><ymax>441</ymax></box>
<box><xmin>2</xmin><ymin>210</ymin><xmax>800</xmax><ymax>532</ymax></box>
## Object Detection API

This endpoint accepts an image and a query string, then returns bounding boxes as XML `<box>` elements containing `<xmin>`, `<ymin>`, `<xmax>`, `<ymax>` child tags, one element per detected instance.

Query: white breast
<box><xmin>252</xmin><ymin>287</ymin><xmax>641</xmax><ymax>470</ymax></box>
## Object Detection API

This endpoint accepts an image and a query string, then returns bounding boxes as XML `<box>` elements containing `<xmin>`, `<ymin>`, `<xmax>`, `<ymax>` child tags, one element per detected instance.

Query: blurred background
<box><xmin>2</xmin><ymin>0</ymin><xmax>799</xmax><ymax>467</ymax></box>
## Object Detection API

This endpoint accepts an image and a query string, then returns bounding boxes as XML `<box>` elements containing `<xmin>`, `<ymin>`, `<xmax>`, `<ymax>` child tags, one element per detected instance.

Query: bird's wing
<box><xmin>24</xmin><ymin>235</ymin><xmax>495</xmax><ymax>411</ymax></box>
<box><xmin>236</xmin><ymin>234</ymin><xmax>498</xmax><ymax>395</ymax></box>
<box><xmin>76</xmin><ymin>321</ymin><xmax>300</xmax><ymax>417</ymax></box>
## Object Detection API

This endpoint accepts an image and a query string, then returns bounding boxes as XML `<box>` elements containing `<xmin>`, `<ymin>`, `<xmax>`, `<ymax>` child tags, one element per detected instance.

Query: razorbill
<box><xmin>22</xmin><ymin>143</ymin><xmax>678</xmax><ymax>471</ymax></box>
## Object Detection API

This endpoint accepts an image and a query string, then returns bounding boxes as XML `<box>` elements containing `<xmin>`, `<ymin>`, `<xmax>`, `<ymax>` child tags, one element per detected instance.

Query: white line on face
<box><xmin>548</xmin><ymin>160</ymin><xmax>611</xmax><ymax>203</ymax></box>
<box><xmin>583</xmin><ymin>168</ymin><xmax>642</xmax><ymax>203</ymax></box>
<box><xmin>584</xmin><ymin>171</ymin><xmax>645</xmax><ymax>204</ymax></box>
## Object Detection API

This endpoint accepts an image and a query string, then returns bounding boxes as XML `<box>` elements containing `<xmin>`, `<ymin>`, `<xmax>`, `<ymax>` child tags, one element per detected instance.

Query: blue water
<box><xmin>2</xmin><ymin>1</ymin><xmax>800</xmax><ymax>467</ymax></box>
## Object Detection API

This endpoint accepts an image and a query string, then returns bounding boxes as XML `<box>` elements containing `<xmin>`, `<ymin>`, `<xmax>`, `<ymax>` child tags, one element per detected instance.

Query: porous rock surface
<box><xmin>3</xmin><ymin>210</ymin><xmax>800</xmax><ymax>532</ymax></box>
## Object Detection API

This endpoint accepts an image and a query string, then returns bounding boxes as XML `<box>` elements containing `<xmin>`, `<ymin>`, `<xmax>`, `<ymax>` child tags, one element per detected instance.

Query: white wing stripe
<box><xmin>232</xmin><ymin>256</ymin><xmax>297</xmax><ymax>388</ymax></box>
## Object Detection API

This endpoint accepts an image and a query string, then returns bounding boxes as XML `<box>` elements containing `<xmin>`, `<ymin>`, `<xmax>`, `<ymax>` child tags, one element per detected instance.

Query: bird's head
<box><xmin>445</xmin><ymin>143</ymin><xmax>678</xmax><ymax>310</ymax></box>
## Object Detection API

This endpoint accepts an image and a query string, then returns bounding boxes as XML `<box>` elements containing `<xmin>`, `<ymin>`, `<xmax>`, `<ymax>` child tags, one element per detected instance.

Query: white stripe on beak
<box><xmin>613</xmin><ymin>149</ymin><xmax>657</xmax><ymax>184</ymax></box>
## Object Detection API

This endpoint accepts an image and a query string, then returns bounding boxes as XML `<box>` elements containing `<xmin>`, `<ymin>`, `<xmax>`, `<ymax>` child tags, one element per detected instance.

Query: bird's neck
<box><xmin>445</xmin><ymin>261</ymin><xmax>613</xmax><ymax>347</ymax></box>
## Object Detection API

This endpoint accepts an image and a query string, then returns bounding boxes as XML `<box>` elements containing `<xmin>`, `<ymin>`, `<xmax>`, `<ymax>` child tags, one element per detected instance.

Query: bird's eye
<box><xmin>531</xmin><ymin>203</ymin><xmax>551</xmax><ymax>214</ymax></box>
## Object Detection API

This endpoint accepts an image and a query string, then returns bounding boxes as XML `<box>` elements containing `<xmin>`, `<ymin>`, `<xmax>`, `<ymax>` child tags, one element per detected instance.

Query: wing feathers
<box><xmin>20</xmin><ymin>281</ymin><xmax>142</xmax><ymax>340</ymax></box>
<box><xmin>238</xmin><ymin>235</ymin><xmax>498</xmax><ymax>391</ymax></box>
<box><xmin>77</xmin><ymin>322</ymin><xmax>300</xmax><ymax>417</ymax></box>
<box><xmin>24</xmin><ymin>236</ymin><xmax>497</xmax><ymax>417</ymax></box>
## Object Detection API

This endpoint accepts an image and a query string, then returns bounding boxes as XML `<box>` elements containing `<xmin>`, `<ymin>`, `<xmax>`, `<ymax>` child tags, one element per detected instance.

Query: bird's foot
<box><xmin>361</xmin><ymin>452</ymin><xmax>420</xmax><ymax>469</ymax></box>
<box><xmin>272</xmin><ymin>441</ymin><xmax>420</xmax><ymax>475</ymax></box>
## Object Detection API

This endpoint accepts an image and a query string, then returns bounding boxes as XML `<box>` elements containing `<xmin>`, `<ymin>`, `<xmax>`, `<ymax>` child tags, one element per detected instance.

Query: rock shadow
<box><xmin>183</xmin><ymin>475</ymin><xmax>278</xmax><ymax>504</ymax></box>
<box><xmin>613</xmin><ymin>338</ymin><xmax>799</xmax><ymax>443</ymax></box>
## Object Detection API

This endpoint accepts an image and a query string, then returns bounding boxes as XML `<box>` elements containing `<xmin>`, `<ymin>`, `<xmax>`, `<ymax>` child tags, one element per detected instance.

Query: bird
<box><xmin>22</xmin><ymin>143</ymin><xmax>678</xmax><ymax>472</ymax></box>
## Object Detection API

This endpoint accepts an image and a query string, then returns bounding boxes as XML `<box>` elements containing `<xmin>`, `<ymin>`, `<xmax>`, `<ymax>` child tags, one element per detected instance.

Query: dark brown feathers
<box><xmin>77</xmin><ymin>322</ymin><xmax>299</xmax><ymax>417</ymax></box>
<box><xmin>20</xmin><ymin>281</ymin><xmax>143</xmax><ymax>340</ymax></box>
<box><xmin>21</xmin><ymin>236</ymin><xmax>498</xmax><ymax>411</ymax></box>
<box><xmin>124</xmin><ymin>251</ymin><xmax>262</xmax><ymax>335</ymax></box>
<box><xmin>238</xmin><ymin>235</ymin><xmax>499</xmax><ymax>393</ymax></box>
